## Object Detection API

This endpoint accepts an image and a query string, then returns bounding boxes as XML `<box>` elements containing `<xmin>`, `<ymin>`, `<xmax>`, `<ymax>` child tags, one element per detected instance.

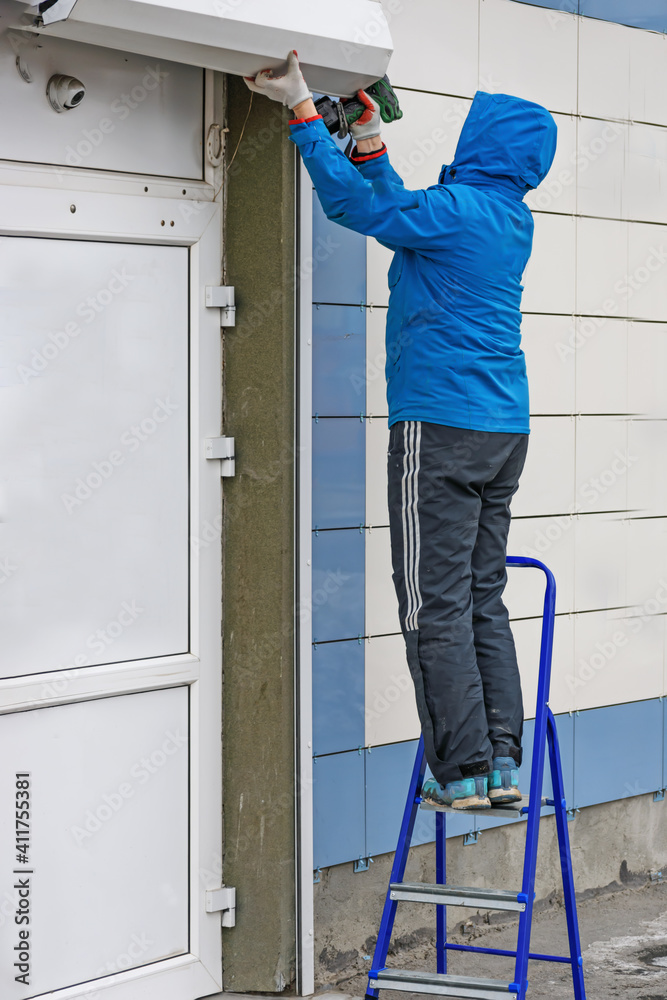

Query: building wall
<box><xmin>309</xmin><ymin>0</ymin><xmax>667</xmax><ymax>880</ymax></box>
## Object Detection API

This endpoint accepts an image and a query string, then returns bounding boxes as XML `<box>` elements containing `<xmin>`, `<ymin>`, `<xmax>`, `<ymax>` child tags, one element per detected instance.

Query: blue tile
<box><xmin>313</xmin><ymin>640</ymin><xmax>365</xmax><ymax>756</ymax></box>
<box><xmin>312</xmin><ymin>192</ymin><xmax>366</xmax><ymax>306</ymax></box>
<box><xmin>312</xmin><ymin>305</ymin><xmax>367</xmax><ymax>415</ymax></box>
<box><xmin>313</xmin><ymin>418</ymin><xmax>365</xmax><ymax>529</ymax></box>
<box><xmin>580</xmin><ymin>0</ymin><xmax>667</xmax><ymax>31</ymax></box>
<box><xmin>574</xmin><ymin>699</ymin><xmax>663</xmax><ymax>808</ymax></box>
<box><xmin>313</xmin><ymin>751</ymin><xmax>366</xmax><ymax>869</ymax></box>
<box><xmin>312</xmin><ymin>528</ymin><xmax>365</xmax><ymax>642</ymax></box>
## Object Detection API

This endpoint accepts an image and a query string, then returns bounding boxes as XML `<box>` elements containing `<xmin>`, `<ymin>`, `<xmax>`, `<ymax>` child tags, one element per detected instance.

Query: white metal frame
<box><xmin>296</xmin><ymin>157</ymin><xmax>314</xmax><ymax>996</ymax></box>
<box><xmin>0</xmin><ymin>71</ymin><xmax>226</xmax><ymax>999</ymax></box>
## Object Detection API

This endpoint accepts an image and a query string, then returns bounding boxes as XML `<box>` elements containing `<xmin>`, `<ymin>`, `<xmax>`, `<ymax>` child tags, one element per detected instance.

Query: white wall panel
<box><xmin>625</xmin><ymin>517</ymin><xmax>667</xmax><ymax>610</ymax></box>
<box><xmin>478</xmin><ymin>0</ymin><xmax>578</xmax><ymax>115</ymax></box>
<box><xmin>367</xmin><ymin>241</ymin><xmax>393</xmax><ymax>308</ymax></box>
<box><xmin>525</xmin><ymin>113</ymin><xmax>577</xmax><ymax>216</ymax></box>
<box><xmin>575</xmin><ymin>317</ymin><xmax>628</xmax><ymax>415</ymax></box>
<box><xmin>627</xmin><ymin>322</ymin><xmax>667</xmax><ymax>417</ymax></box>
<box><xmin>0</xmin><ymin>31</ymin><xmax>202</xmax><ymax>178</ymax></box>
<box><xmin>366</xmin><ymin>418</ymin><xmax>390</xmax><ymax>526</ymax></box>
<box><xmin>381</xmin><ymin>0</ymin><xmax>478</xmax><ymax>97</ymax></box>
<box><xmin>513</xmin><ymin>612</ymin><xmax>574</xmax><ymax>718</ymax></box>
<box><xmin>365</xmin><ymin>526</ymin><xmax>400</xmax><ymax>636</ymax></box>
<box><xmin>507</xmin><ymin>515</ymin><xmax>575</xmax><ymax>616</ymax></box>
<box><xmin>575</xmin><ymin>416</ymin><xmax>629</xmax><ymax>514</ymax></box>
<box><xmin>627</xmin><ymin>223</ymin><xmax>667</xmax><ymax>321</ymax></box>
<box><xmin>625</xmin><ymin>124</ymin><xmax>667</xmax><ymax>225</ymax></box>
<box><xmin>521</xmin><ymin>214</ymin><xmax>576</xmax><ymax>315</ymax></box>
<box><xmin>388</xmin><ymin>90</ymin><xmax>471</xmax><ymax>193</ymax></box>
<box><xmin>627</xmin><ymin>420</ymin><xmax>667</xmax><ymax>516</ymax></box>
<box><xmin>576</xmin><ymin>117</ymin><xmax>627</xmax><ymax>220</ymax></box>
<box><xmin>578</xmin><ymin>18</ymin><xmax>632</xmax><ymax>121</ymax></box>
<box><xmin>521</xmin><ymin>314</ymin><xmax>576</xmax><ymax>415</ymax></box>
<box><xmin>365</xmin><ymin>632</ymin><xmax>420</xmax><ymax>747</ymax></box>
<box><xmin>574</xmin><ymin>513</ymin><xmax>627</xmax><ymax>612</ymax></box>
<box><xmin>366</xmin><ymin>308</ymin><xmax>389</xmax><ymax>416</ymax></box>
<box><xmin>629</xmin><ymin>28</ymin><xmax>667</xmax><ymax>128</ymax></box>
<box><xmin>572</xmin><ymin>609</ymin><xmax>664</xmax><ymax>711</ymax></box>
<box><xmin>576</xmin><ymin>218</ymin><xmax>629</xmax><ymax>319</ymax></box>
<box><xmin>511</xmin><ymin>417</ymin><xmax>575</xmax><ymax>517</ymax></box>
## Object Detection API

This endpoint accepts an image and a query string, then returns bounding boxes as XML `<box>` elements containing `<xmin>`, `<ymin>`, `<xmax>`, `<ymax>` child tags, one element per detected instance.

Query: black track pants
<box><xmin>388</xmin><ymin>421</ymin><xmax>529</xmax><ymax>787</ymax></box>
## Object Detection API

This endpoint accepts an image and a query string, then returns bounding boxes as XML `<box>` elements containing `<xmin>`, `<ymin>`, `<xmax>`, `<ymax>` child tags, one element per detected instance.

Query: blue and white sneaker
<box><xmin>488</xmin><ymin>757</ymin><xmax>522</xmax><ymax>805</ymax></box>
<box><xmin>422</xmin><ymin>775</ymin><xmax>491</xmax><ymax>811</ymax></box>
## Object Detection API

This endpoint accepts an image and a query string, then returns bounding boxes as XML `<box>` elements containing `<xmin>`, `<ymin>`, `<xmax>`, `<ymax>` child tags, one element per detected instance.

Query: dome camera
<box><xmin>47</xmin><ymin>74</ymin><xmax>86</xmax><ymax>112</ymax></box>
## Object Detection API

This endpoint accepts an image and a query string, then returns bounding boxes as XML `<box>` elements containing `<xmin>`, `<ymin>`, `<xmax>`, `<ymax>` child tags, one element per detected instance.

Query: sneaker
<box><xmin>488</xmin><ymin>756</ymin><xmax>522</xmax><ymax>805</ymax></box>
<box><xmin>422</xmin><ymin>775</ymin><xmax>491</xmax><ymax>810</ymax></box>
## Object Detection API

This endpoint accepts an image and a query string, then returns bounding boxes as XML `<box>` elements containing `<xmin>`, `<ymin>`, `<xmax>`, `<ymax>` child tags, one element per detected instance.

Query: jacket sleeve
<box><xmin>289</xmin><ymin>116</ymin><xmax>461</xmax><ymax>252</ymax></box>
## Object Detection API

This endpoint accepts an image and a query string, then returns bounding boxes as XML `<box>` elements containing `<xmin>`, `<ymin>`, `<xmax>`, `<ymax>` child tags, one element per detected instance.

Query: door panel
<box><xmin>0</xmin><ymin>239</ymin><xmax>189</xmax><ymax>678</ymax></box>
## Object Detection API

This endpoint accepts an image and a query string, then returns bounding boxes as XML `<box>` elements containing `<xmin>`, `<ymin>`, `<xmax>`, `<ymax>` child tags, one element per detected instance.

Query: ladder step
<box><xmin>370</xmin><ymin>969</ymin><xmax>515</xmax><ymax>998</ymax></box>
<box><xmin>419</xmin><ymin>796</ymin><xmax>544</xmax><ymax>818</ymax></box>
<box><xmin>389</xmin><ymin>883</ymin><xmax>527</xmax><ymax>912</ymax></box>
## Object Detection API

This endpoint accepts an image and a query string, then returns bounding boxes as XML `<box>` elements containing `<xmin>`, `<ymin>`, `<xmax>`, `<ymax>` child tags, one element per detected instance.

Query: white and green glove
<box><xmin>244</xmin><ymin>50</ymin><xmax>312</xmax><ymax>108</ymax></box>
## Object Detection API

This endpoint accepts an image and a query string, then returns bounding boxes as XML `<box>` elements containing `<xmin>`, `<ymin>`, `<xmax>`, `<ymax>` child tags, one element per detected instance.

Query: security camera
<box><xmin>47</xmin><ymin>74</ymin><xmax>86</xmax><ymax>112</ymax></box>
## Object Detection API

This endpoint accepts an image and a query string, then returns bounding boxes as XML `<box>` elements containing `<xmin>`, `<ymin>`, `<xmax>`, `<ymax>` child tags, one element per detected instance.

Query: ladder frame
<box><xmin>365</xmin><ymin>556</ymin><xmax>586</xmax><ymax>1000</ymax></box>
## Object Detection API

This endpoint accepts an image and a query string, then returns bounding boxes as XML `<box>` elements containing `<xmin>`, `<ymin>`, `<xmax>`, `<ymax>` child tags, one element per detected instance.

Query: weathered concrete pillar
<box><xmin>221</xmin><ymin>74</ymin><xmax>297</xmax><ymax>992</ymax></box>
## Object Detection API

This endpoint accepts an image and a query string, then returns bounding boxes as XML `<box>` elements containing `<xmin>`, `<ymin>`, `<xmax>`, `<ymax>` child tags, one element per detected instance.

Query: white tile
<box><xmin>366</xmin><ymin>307</ymin><xmax>389</xmax><ymax>416</ymax></box>
<box><xmin>364</xmin><ymin>632</ymin><xmax>420</xmax><ymax>747</ymax></box>
<box><xmin>625</xmin><ymin>518</ymin><xmax>667</xmax><ymax>610</ymax></box>
<box><xmin>367</xmin><ymin>239</ymin><xmax>394</xmax><ymax>308</ymax></box>
<box><xmin>627</xmin><ymin>224</ymin><xmax>667</xmax><ymax>322</ymax></box>
<box><xmin>513</xmin><ymin>613</ymin><xmax>574</xmax><ymax>719</ymax></box>
<box><xmin>525</xmin><ymin>113</ymin><xmax>577</xmax><ymax>216</ymax></box>
<box><xmin>387</xmin><ymin>90</ymin><xmax>471</xmax><ymax>192</ymax></box>
<box><xmin>478</xmin><ymin>0</ymin><xmax>578</xmax><ymax>115</ymax></box>
<box><xmin>627</xmin><ymin>322</ymin><xmax>667</xmax><ymax>418</ymax></box>
<box><xmin>380</xmin><ymin>0</ymin><xmax>479</xmax><ymax>97</ymax></box>
<box><xmin>575</xmin><ymin>416</ymin><xmax>629</xmax><ymax>514</ymax></box>
<box><xmin>627</xmin><ymin>419</ymin><xmax>667</xmax><ymax>517</ymax></box>
<box><xmin>521</xmin><ymin>214</ymin><xmax>576</xmax><ymax>315</ymax></box>
<box><xmin>511</xmin><ymin>417</ymin><xmax>575</xmax><ymax>517</ymax></box>
<box><xmin>506</xmin><ymin>515</ymin><xmax>576</xmax><ymax>616</ymax></box>
<box><xmin>366</xmin><ymin>417</ymin><xmax>390</xmax><ymax>526</ymax></box>
<box><xmin>365</xmin><ymin>526</ymin><xmax>401</xmax><ymax>636</ymax></box>
<box><xmin>625</xmin><ymin>123</ymin><xmax>667</xmax><ymax>225</ymax></box>
<box><xmin>578</xmin><ymin>17</ymin><xmax>632</xmax><ymax>121</ymax></box>
<box><xmin>573</xmin><ymin>513</ymin><xmax>627</xmax><ymax>613</ymax></box>
<box><xmin>575</xmin><ymin>317</ymin><xmax>628</xmax><ymax>415</ymax></box>
<box><xmin>629</xmin><ymin>28</ymin><xmax>667</xmax><ymax>128</ymax></box>
<box><xmin>576</xmin><ymin>117</ymin><xmax>627</xmax><ymax>220</ymax></box>
<box><xmin>521</xmin><ymin>314</ymin><xmax>576</xmax><ymax>415</ymax></box>
<box><xmin>572</xmin><ymin>609</ymin><xmax>664</xmax><ymax>711</ymax></box>
<box><xmin>576</xmin><ymin>218</ymin><xmax>629</xmax><ymax>319</ymax></box>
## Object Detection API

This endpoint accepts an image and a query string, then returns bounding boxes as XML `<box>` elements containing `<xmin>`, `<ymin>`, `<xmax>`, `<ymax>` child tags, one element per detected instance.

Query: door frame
<box><xmin>0</xmin><ymin>155</ymin><xmax>225</xmax><ymax>999</ymax></box>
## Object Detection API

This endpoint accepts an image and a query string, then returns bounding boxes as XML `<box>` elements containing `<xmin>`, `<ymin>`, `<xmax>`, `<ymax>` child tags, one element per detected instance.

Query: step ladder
<box><xmin>365</xmin><ymin>556</ymin><xmax>586</xmax><ymax>1000</ymax></box>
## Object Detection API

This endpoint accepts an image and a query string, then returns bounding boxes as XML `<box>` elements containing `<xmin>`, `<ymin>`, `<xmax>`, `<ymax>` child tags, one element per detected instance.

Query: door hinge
<box><xmin>205</xmin><ymin>436</ymin><xmax>235</xmax><ymax>477</ymax></box>
<box><xmin>205</xmin><ymin>285</ymin><xmax>236</xmax><ymax>326</ymax></box>
<box><xmin>206</xmin><ymin>886</ymin><xmax>236</xmax><ymax>927</ymax></box>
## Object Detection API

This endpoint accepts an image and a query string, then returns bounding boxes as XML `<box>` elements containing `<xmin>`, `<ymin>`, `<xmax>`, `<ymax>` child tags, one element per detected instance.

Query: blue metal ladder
<box><xmin>365</xmin><ymin>556</ymin><xmax>587</xmax><ymax>1000</ymax></box>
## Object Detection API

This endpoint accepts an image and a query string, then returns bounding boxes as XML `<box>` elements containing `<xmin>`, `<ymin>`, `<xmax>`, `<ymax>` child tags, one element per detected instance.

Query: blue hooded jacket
<box><xmin>290</xmin><ymin>91</ymin><xmax>557</xmax><ymax>434</ymax></box>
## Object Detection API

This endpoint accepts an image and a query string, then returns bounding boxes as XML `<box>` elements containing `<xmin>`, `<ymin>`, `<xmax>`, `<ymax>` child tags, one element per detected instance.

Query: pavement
<box><xmin>315</xmin><ymin>876</ymin><xmax>667</xmax><ymax>999</ymax></box>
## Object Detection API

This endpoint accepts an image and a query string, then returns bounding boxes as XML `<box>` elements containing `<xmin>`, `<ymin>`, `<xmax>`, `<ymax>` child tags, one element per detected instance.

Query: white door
<box><xmin>0</xmin><ymin>183</ymin><xmax>224</xmax><ymax>1000</ymax></box>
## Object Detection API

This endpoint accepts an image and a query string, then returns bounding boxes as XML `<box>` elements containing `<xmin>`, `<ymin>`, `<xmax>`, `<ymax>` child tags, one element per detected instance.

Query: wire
<box><xmin>226</xmin><ymin>91</ymin><xmax>254</xmax><ymax>174</ymax></box>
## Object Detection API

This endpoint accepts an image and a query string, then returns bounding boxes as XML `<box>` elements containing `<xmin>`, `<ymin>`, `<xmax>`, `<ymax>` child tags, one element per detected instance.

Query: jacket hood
<box><xmin>439</xmin><ymin>91</ymin><xmax>558</xmax><ymax>197</ymax></box>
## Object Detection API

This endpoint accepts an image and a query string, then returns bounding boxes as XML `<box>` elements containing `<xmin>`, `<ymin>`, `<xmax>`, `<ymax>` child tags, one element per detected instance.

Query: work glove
<box><xmin>347</xmin><ymin>89</ymin><xmax>382</xmax><ymax>140</ymax></box>
<box><xmin>244</xmin><ymin>50</ymin><xmax>312</xmax><ymax>109</ymax></box>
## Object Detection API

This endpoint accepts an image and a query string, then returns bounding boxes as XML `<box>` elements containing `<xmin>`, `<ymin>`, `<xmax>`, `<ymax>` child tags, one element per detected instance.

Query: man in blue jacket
<box><xmin>246</xmin><ymin>53</ymin><xmax>557</xmax><ymax>810</ymax></box>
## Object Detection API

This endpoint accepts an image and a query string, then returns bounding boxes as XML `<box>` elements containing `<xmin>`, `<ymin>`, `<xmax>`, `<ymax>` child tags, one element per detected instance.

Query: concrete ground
<box><xmin>316</xmin><ymin>876</ymin><xmax>667</xmax><ymax>999</ymax></box>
